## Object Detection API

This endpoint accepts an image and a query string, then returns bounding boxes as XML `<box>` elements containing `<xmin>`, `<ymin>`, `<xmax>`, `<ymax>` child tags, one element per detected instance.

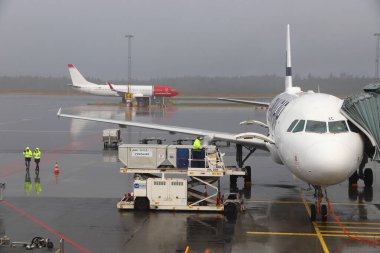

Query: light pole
<box><xmin>375</xmin><ymin>33</ymin><xmax>380</xmax><ymax>80</ymax></box>
<box><xmin>125</xmin><ymin>35</ymin><xmax>134</xmax><ymax>85</ymax></box>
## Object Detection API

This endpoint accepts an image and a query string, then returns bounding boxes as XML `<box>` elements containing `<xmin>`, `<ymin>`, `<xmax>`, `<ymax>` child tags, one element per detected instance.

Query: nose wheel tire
<box><xmin>310</xmin><ymin>204</ymin><xmax>316</xmax><ymax>221</ymax></box>
<box><xmin>364</xmin><ymin>168</ymin><xmax>373</xmax><ymax>187</ymax></box>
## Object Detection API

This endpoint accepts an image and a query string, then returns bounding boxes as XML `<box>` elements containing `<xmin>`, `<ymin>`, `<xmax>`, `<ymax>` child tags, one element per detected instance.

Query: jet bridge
<box><xmin>341</xmin><ymin>83</ymin><xmax>380</xmax><ymax>161</ymax></box>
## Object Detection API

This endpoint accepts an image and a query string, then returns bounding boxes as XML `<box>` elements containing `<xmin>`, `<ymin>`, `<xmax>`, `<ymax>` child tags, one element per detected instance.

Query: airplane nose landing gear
<box><xmin>310</xmin><ymin>186</ymin><xmax>328</xmax><ymax>222</ymax></box>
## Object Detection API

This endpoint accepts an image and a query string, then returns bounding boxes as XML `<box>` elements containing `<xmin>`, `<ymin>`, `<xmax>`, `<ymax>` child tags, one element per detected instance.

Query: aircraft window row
<box><xmin>288</xmin><ymin>119</ymin><xmax>351</xmax><ymax>133</ymax></box>
<box><xmin>328</xmin><ymin>121</ymin><xmax>348</xmax><ymax>133</ymax></box>
<box><xmin>306</xmin><ymin>120</ymin><xmax>327</xmax><ymax>133</ymax></box>
<box><xmin>287</xmin><ymin>120</ymin><xmax>299</xmax><ymax>132</ymax></box>
<box><xmin>292</xmin><ymin>120</ymin><xmax>305</xmax><ymax>133</ymax></box>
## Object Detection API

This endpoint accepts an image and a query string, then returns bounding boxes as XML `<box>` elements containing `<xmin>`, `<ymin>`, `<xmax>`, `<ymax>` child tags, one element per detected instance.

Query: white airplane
<box><xmin>58</xmin><ymin>25</ymin><xmax>372</xmax><ymax>221</ymax></box>
<box><xmin>67</xmin><ymin>64</ymin><xmax>179</xmax><ymax>98</ymax></box>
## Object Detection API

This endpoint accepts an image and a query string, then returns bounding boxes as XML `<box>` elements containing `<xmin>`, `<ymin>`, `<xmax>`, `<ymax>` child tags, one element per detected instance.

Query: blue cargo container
<box><xmin>176</xmin><ymin>148</ymin><xmax>189</xmax><ymax>168</ymax></box>
<box><xmin>191</xmin><ymin>149</ymin><xmax>205</xmax><ymax>168</ymax></box>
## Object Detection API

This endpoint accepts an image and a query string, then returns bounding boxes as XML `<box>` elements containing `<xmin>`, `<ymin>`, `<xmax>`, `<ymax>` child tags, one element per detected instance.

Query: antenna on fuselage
<box><xmin>285</xmin><ymin>24</ymin><xmax>293</xmax><ymax>91</ymax></box>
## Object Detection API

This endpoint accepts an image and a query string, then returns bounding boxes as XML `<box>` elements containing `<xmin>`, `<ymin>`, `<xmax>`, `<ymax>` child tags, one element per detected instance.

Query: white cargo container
<box><xmin>147</xmin><ymin>178</ymin><xmax>187</xmax><ymax>206</ymax></box>
<box><xmin>102</xmin><ymin>129</ymin><xmax>121</xmax><ymax>149</ymax></box>
<box><xmin>118</xmin><ymin>144</ymin><xmax>167</xmax><ymax>169</ymax></box>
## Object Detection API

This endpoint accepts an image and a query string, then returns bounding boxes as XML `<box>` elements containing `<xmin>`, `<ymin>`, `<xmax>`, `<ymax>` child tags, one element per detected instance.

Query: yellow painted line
<box><xmin>318</xmin><ymin>226</ymin><xmax>380</xmax><ymax>230</ymax></box>
<box><xmin>246</xmin><ymin>231</ymin><xmax>380</xmax><ymax>239</ymax></box>
<box><xmin>300</xmin><ymin>191</ymin><xmax>330</xmax><ymax>253</ymax></box>
<box><xmin>247</xmin><ymin>231</ymin><xmax>316</xmax><ymax>237</ymax></box>
<box><xmin>316</xmin><ymin>221</ymin><xmax>380</xmax><ymax>225</ymax></box>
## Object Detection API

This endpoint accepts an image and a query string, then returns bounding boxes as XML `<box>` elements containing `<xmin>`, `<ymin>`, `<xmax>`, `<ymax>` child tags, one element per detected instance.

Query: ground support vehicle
<box><xmin>117</xmin><ymin>145</ymin><xmax>245</xmax><ymax>216</ymax></box>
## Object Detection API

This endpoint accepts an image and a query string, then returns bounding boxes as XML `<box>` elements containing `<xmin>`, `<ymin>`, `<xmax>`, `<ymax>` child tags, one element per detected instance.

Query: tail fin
<box><xmin>67</xmin><ymin>64</ymin><xmax>91</xmax><ymax>86</ymax></box>
<box><xmin>285</xmin><ymin>24</ymin><xmax>293</xmax><ymax>91</ymax></box>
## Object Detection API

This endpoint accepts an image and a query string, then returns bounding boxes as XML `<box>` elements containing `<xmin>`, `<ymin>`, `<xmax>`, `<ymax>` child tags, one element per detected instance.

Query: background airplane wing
<box><xmin>218</xmin><ymin>98</ymin><xmax>270</xmax><ymax>107</ymax></box>
<box><xmin>57</xmin><ymin>109</ymin><xmax>272</xmax><ymax>151</ymax></box>
<box><xmin>106</xmin><ymin>82</ymin><xmax>125</xmax><ymax>97</ymax></box>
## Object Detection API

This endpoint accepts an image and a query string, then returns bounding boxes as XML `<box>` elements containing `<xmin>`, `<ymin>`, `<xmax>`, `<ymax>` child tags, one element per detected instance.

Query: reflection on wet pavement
<box><xmin>0</xmin><ymin>94</ymin><xmax>379</xmax><ymax>252</ymax></box>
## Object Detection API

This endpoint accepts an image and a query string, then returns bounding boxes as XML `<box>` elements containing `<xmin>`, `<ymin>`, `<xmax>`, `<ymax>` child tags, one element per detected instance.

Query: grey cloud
<box><xmin>0</xmin><ymin>0</ymin><xmax>378</xmax><ymax>80</ymax></box>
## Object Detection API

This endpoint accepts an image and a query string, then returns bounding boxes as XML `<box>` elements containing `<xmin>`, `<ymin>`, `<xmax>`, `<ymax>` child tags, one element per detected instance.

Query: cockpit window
<box><xmin>347</xmin><ymin>121</ymin><xmax>360</xmax><ymax>133</ymax></box>
<box><xmin>329</xmin><ymin>121</ymin><xmax>348</xmax><ymax>133</ymax></box>
<box><xmin>287</xmin><ymin>120</ymin><xmax>299</xmax><ymax>132</ymax></box>
<box><xmin>305</xmin><ymin>120</ymin><xmax>327</xmax><ymax>133</ymax></box>
<box><xmin>292</xmin><ymin>120</ymin><xmax>305</xmax><ymax>133</ymax></box>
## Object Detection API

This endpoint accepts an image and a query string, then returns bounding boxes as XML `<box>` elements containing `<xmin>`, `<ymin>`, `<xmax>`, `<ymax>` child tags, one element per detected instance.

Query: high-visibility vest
<box><xmin>34</xmin><ymin>150</ymin><xmax>41</xmax><ymax>159</ymax></box>
<box><xmin>23</xmin><ymin>149</ymin><xmax>33</xmax><ymax>158</ymax></box>
<box><xmin>193</xmin><ymin>138</ymin><xmax>202</xmax><ymax>150</ymax></box>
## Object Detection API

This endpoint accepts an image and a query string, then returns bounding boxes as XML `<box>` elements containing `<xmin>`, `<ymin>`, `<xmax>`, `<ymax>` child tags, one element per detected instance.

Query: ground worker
<box><xmin>192</xmin><ymin>136</ymin><xmax>203</xmax><ymax>167</ymax></box>
<box><xmin>193</xmin><ymin>136</ymin><xmax>202</xmax><ymax>150</ymax></box>
<box><xmin>33</xmin><ymin>147</ymin><xmax>41</xmax><ymax>175</ymax></box>
<box><xmin>23</xmin><ymin>147</ymin><xmax>33</xmax><ymax>172</ymax></box>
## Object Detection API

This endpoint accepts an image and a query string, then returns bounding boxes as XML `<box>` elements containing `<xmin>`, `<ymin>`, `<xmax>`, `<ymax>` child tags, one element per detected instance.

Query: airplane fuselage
<box><xmin>67</xmin><ymin>64</ymin><xmax>179</xmax><ymax>98</ymax></box>
<box><xmin>266</xmin><ymin>87</ymin><xmax>364</xmax><ymax>186</ymax></box>
<box><xmin>72</xmin><ymin>84</ymin><xmax>178</xmax><ymax>97</ymax></box>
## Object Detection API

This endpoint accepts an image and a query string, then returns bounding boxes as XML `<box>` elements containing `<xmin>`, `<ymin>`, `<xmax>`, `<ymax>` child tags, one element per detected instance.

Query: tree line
<box><xmin>0</xmin><ymin>73</ymin><xmax>376</xmax><ymax>96</ymax></box>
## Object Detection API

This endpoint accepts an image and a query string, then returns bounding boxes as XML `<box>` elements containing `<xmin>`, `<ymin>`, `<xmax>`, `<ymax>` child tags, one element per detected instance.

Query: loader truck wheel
<box><xmin>134</xmin><ymin>197</ymin><xmax>150</xmax><ymax>211</ymax></box>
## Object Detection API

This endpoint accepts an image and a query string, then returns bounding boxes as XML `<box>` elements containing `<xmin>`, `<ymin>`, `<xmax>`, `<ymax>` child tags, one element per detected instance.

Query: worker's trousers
<box><xmin>34</xmin><ymin>158</ymin><xmax>40</xmax><ymax>175</ymax></box>
<box><xmin>25</xmin><ymin>157</ymin><xmax>31</xmax><ymax>171</ymax></box>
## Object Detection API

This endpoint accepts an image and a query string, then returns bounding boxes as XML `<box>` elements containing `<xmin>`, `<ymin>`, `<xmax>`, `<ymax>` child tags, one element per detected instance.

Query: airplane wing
<box><xmin>106</xmin><ymin>82</ymin><xmax>126</xmax><ymax>97</ymax></box>
<box><xmin>218</xmin><ymin>98</ymin><xmax>270</xmax><ymax>107</ymax></box>
<box><xmin>57</xmin><ymin>108</ymin><xmax>272</xmax><ymax>151</ymax></box>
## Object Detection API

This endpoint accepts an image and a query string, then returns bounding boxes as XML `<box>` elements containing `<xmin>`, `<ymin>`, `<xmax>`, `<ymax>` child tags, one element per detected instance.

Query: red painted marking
<box><xmin>1</xmin><ymin>200</ymin><xmax>92</xmax><ymax>253</ymax></box>
<box><xmin>67</xmin><ymin>64</ymin><xmax>74</xmax><ymax>68</ymax></box>
<box><xmin>153</xmin><ymin>86</ymin><xmax>179</xmax><ymax>97</ymax></box>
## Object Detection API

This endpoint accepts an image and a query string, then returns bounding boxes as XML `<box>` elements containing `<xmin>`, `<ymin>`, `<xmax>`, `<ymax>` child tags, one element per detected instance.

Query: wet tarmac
<box><xmin>0</xmin><ymin>94</ymin><xmax>379</xmax><ymax>253</ymax></box>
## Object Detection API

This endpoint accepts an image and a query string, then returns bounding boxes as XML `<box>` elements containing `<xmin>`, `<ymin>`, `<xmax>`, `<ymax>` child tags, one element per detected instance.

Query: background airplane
<box><xmin>67</xmin><ymin>64</ymin><xmax>179</xmax><ymax>98</ymax></box>
<box><xmin>58</xmin><ymin>25</ymin><xmax>373</xmax><ymax>222</ymax></box>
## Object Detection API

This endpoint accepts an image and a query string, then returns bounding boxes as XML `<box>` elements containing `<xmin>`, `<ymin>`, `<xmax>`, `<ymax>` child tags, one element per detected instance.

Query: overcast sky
<box><xmin>0</xmin><ymin>0</ymin><xmax>379</xmax><ymax>80</ymax></box>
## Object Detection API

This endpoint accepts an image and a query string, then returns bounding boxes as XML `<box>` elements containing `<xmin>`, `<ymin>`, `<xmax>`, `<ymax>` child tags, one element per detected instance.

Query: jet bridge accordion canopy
<box><xmin>341</xmin><ymin>83</ymin><xmax>380</xmax><ymax>162</ymax></box>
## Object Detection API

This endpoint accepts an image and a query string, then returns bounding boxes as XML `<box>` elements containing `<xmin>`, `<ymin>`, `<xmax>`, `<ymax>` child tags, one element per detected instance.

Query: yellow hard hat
<box><xmin>26</xmin><ymin>147</ymin><xmax>30</xmax><ymax>150</ymax></box>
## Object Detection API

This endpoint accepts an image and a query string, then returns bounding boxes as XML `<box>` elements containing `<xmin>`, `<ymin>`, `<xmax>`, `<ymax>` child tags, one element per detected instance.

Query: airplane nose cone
<box><xmin>304</xmin><ymin>141</ymin><xmax>358</xmax><ymax>185</ymax></box>
<box><xmin>171</xmin><ymin>89</ymin><xmax>179</xmax><ymax>96</ymax></box>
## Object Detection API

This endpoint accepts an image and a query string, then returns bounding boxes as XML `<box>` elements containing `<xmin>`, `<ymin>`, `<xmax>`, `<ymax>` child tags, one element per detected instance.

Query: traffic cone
<box><xmin>216</xmin><ymin>197</ymin><xmax>220</xmax><ymax>207</ymax></box>
<box><xmin>54</xmin><ymin>161</ymin><xmax>60</xmax><ymax>175</ymax></box>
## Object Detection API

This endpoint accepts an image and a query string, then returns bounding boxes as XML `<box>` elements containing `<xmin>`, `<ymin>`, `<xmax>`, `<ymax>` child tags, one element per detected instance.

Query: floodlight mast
<box><xmin>125</xmin><ymin>35</ymin><xmax>134</xmax><ymax>85</ymax></box>
<box><xmin>375</xmin><ymin>33</ymin><xmax>380</xmax><ymax>81</ymax></box>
